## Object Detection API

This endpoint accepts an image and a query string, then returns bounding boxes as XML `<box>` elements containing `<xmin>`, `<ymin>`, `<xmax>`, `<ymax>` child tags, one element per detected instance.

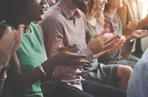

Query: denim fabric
<box><xmin>44</xmin><ymin>80</ymin><xmax>126</xmax><ymax>97</ymax></box>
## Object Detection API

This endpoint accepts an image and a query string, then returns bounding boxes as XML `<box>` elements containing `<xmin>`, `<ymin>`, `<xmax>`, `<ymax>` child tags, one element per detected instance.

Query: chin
<box><xmin>36</xmin><ymin>16</ymin><xmax>44</xmax><ymax>21</ymax></box>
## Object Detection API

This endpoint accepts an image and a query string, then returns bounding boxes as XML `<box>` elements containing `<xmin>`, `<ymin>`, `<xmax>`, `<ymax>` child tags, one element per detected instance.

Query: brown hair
<box><xmin>79</xmin><ymin>0</ymin><xmax>104</xmax><ymax>28</ymax></box>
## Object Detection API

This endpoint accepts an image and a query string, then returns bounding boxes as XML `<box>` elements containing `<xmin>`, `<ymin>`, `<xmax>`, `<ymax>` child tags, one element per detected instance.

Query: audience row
<box><xmin>0</xmin><ymin>0</ymin><xmax>148</xmax><ymax>97</ymax></box>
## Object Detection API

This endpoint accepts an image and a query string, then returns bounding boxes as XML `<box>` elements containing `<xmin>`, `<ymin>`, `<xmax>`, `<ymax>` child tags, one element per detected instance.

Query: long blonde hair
<box><xmin>79</xmin><ymin>0</ymin><xmax>104</xmax><ymax>28</ymax></box>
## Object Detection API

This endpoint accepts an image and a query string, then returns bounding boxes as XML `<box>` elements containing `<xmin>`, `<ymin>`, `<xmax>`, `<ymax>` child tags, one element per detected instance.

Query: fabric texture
<box><xmin>81</xmin><ymin>19</ymin><xmax>118</xmax><ymax>85</ymax></box>
<box><xmin>127</xmin><ymin>48</ymin><xmax>148</xmax><ymax>97</ymax></box>
<box><xmin>38</xmin><ymin>0</ymin><xmax>93</xmax><ymax>92</ymax></box>
<box><xmin>0</xmin><ymin>23</ymin><xmax>47</xmax><ymax>97</ymax></box>
<box><xmin>100</xmin><ymin>12</ymin><xmax>122</xmax><ymax>64</ymax></box>
<box><xmin>44</xmin><ymin>80</ymin><xmax>126</xmax><ymax>97</ymax></box>
<box><xmin>117</xmin><ymin>0</ymin><xmax>143</xmax><ymax>58</ymax></box>
<box><xmin>101</xmin><ymin>12</ymin><xmax>137</xmax><ymax>67</ymax></box>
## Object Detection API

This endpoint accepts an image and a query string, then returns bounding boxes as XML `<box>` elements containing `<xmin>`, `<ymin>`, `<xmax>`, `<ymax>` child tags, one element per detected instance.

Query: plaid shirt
<box><xmin>47</xmin><ymin>0</ymin><xmax>56</xmax><ymax>6</ymax></box>
<box><xmin>39</xmin><ymin>0</ymin><xmax>93</xmax><ymax>92</ymax></box>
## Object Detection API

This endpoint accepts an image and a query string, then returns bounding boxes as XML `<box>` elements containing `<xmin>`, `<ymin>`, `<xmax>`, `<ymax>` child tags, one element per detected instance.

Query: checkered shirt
<box><xmin>38</xmin><ymin>0</ymin><xmax>93</xmax><ymax>92</ymax></box>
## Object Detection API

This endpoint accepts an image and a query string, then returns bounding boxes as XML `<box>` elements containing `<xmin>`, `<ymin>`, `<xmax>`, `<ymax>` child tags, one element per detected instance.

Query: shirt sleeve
<box><xmin>127</xmin><ymin>59</ymin><xmax>148</xmax><ymax>97</ymax></box>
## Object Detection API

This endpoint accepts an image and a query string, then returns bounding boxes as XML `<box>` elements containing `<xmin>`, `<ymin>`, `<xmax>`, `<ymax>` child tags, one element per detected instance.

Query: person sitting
<box><xmin>38</xmin><ymin>0</ymin><xmax>126</xmax><ymax>97</ymax></box>
<box><xmin>79</xmin><ymin>0</ymin><xmax>133</xmax><ymax>90</ymax></box>
<box><xmin>0</xmin><ymin>25</ymin><xmax>24</xmax><ymax>93</ymax></box>
<box><xmin>0</xmin><ymin>0</ymin><xmax>89</xmax><ymax>97</ymax></box>
<box><xmin>102</xmin><ymin>0</ymin><xmax>148</xmax><ymax>68</ymax></box>
<box><xmin>117</xmin><ymin>0</ymin><xmax>148</xmax><ymax>59</ymax></box>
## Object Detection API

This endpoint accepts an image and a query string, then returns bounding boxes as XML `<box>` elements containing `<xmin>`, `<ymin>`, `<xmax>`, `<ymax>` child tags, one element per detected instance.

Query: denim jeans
<box><xmin>43</xmin><ymin>80</ymin><xmax>126</xmax><ymax>97</ymax></box>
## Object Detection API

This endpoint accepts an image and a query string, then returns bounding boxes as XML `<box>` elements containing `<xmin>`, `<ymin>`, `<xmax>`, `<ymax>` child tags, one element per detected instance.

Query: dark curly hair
<box><xmin>0</xmin><ymin>0</ymin><xmax>33</xmax><ymax>23</ymax></box>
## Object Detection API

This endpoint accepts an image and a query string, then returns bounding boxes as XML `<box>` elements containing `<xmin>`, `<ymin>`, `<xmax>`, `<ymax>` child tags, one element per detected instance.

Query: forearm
<box><xmin>8</xmin><ymin>58</ymin><xmax>55</xmax><ymax>92</ymax></box>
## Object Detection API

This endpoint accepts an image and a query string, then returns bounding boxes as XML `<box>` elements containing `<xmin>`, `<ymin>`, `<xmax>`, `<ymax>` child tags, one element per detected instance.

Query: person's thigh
<box><xmin>82</xmin><ymin>80</ymin><xmax>127</xmax><ymax>97</ymax></box>
<box><xmin>44</xmin><ymin>82</ymin><xmax>94</xmax><ymax>97</ymax></box>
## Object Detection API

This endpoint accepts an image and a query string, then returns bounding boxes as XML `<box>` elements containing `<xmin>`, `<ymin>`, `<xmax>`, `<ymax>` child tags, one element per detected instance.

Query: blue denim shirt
<box><xmin>127</xmin><ymin>48</ymin><xmax>148</xmax><ymax>97</ymax></box>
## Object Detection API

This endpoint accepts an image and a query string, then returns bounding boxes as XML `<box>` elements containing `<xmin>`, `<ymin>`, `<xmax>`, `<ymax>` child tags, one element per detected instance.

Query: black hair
<box><xmin>0</xmin><ymin>0</ymin><xmax>33</xmax><ymax>23</ymax></box>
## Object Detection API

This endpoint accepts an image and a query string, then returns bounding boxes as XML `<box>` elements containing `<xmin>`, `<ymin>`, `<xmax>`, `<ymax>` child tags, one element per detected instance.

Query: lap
<box><xmin>81</xmin><ymin>63</ymin><xmax>119</xmax><ymax>85</ymax></box>
<box><xmin>43</xmin><ymin>80</ymin><xmax>126</xmax><ymax>97</ymax></box>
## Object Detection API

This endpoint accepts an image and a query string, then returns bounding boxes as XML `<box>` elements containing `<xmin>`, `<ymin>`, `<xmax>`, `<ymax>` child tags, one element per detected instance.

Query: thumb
<box><xmin>91</xmin><ymin>33</ymin><xmax>98</xmax><ymax>39</ymax></box>
<box><xmin>113</xmin><ymin>32</ymin><xmax>116</xmax><ymax>35</ymax></box>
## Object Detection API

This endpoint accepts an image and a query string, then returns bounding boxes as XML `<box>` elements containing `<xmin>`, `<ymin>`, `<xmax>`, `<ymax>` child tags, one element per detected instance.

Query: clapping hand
<box><xmin>0</xmin><ymin>25</ymin><xmax>24</xmax><ymax>70</ymax></box>
<box><xmin>50</xmin><ymin>45</ymin><xmax>90</xmax><ymax>68</ymax></box>
<box><xmin>88</xmin><ymin>29</ymin><xmax>121</xmax><ymax>58</ymax></box>
<box><xmin>124</xmin><ymin>20</ymin><xmax>138</xmax><ymax>39</ymax></box>
<box><xmin>106</xmin><ymin>35</ymin><xmax>126</xmax><ymax>54</ymax></box>
<box><xmin>131</xmin><ymin>30</ymin><xmax>148</xmax><ymax>38</ymax></box>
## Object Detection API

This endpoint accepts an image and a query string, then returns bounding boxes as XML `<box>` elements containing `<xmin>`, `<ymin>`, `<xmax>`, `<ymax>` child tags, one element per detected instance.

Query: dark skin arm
<box><xmin>0</xmin><ymin>26</ymin><xmax>89</xmax><ymax>92</ymax></box>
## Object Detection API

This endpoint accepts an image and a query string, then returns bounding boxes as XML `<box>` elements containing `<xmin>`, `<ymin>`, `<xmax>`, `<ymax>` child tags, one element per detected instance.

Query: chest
<box><xmin>61</xmin><ymin>17</ymin><xmax>86</xmax><ymax>52</ymax></box>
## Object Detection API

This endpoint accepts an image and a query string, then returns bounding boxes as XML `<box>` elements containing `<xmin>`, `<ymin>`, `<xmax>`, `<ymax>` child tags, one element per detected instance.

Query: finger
<box><xmin>69</xmin><ymin>59</ymin><xmax>90</xmax><ymax>65</ymax></box>
<box><xmin>67</xmin><ymin>53</ymin><xmax>87</xmax><ymax>59</ymax></box>
<box><xmin>71</xmin><ymin>65</ymin><xmax>83</xmax><ymax>68</ymax></box>
<box><xmin>113</xmin><ymin>32</ymin><xmax>116</xmax><ymax>35</ymax></box>
<box><xmin>104</xmin><ymin>34</ymin><xmax>121</xmax><ymax>45</ymax></box>
<box><xmin>56</xmin><ymin>46</ymin><xmax>65</xmax><ymax>51</ymax></box>
<box><xmin>104</xmin><ymin>35</ymin><xmax>121</xmax><ymax>50</ymax></box>
<box><xmin>64</xmin><ymin>44</ymin><xmax>77</xmax><ymax>51</ymax></box>
<box><xmin>13</xmin><ymin>25</ymin><xmax>24</xmax><ymax>51</ymax></box>
<box><xmin>91</xmin><ymin>33</ymin><xmax>98</xmax><ymax>39</ymax></box>
<box><xmin>97</xmin><ymin>28</ymin><xmax>109</xmax><ymax>37</ymax></box>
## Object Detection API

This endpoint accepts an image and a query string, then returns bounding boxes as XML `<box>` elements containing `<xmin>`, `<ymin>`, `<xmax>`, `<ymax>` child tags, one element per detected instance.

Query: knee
<box><xmin>117</xmin><ymin>65</ymin><xmax>133</xmax><ymax>79</ymax></box>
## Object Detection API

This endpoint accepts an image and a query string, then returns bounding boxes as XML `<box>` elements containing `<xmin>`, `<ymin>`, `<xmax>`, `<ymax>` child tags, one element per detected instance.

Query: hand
<box><xmin>0</xmin><ymin>25</ymin><xmax>24</xmax><ymax>70</ymax></box>
<box><xmin>87</xmin><ymin>29</ymin><xmax>121</xmax><ymax>55</ymax></box>
<box><xmin>131</xmin><ymin>30</ymin><xmax>148</xmax><ymax>38</ymax></box>
<box><xmin>124</xmin><ymin>20</ymin><xmax>138</xmax><ymax>39</ymax></box>
<box><xmin>106</xmin><ymin>36</ymin><xmax>126</xmax><ymax>54</ymax></box>
<box><xmin>50</xmin><ymin>45</ymin><xmax>90</xmax><ymax>68</ymax></box>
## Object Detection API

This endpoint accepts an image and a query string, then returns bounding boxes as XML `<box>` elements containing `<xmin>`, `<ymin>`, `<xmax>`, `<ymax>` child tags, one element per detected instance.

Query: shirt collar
<box><xmin>58</xmin><ymin>0</ymin><xmax>81</xmax><ymax>20</ymax></box>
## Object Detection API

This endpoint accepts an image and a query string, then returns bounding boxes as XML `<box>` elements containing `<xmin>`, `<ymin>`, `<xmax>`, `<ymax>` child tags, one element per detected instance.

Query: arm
<box><xmin>117</xmin><ymin>0</ymin><xmax>128</xmax><ymax>35</ymax></box>
<box><xmin>0</xmin><ymin>25</ymin><xmax>24</xmax><ymax>93</ymax></box>
<box><xmin>1</xmin><ymin>24</ymin><xmax>89</xmax><ymax>92</ymax></box>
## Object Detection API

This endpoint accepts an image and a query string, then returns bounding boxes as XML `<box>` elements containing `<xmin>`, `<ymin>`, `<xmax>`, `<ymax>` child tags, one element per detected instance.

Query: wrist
<box><xmin>139</xmin><ymin>19</ymin><xmax>146</xmax><ymax>28</ymax></box>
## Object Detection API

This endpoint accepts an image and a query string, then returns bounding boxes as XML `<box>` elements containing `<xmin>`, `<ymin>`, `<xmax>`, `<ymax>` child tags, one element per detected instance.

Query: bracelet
<box><xmin>39</xmin><ymin>65</ymin><xmax>46</xmax><ymax>76</ymax></box>
<box><xmin>129</xmin><ymin>38</ymin><xmax>135</xmax><ymax>42</ymax></box>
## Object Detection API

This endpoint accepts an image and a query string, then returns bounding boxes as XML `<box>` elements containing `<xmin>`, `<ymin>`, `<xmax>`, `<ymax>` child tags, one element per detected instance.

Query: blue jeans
<box><xmin>43</xmin><ymin>80</ymin><xmax>126</xmax><ymax>97</ymax></box>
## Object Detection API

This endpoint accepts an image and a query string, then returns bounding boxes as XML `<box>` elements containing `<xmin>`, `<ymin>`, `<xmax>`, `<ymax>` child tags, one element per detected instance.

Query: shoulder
<box><xmin>35</xmin><ymin>24</ymin><xmax>42</xmax><ymax>32</ymax></box>
<box><xmin>77</xmin><ymin>9</ymin><xmax>86</xmax><ymax>22</ymax></box>
<box><xmin>39</xmin><ymin>8</ymin><xmax>63</xmax><ymax>28</ymax></box>
<box><xmin>0</xmin><ymin>26</ymin><xmax>7</xmax><ymax>39</ymax></box>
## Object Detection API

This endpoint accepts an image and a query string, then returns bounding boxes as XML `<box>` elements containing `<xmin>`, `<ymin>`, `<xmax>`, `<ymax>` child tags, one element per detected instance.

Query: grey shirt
<box><xmin>84</xmin><ymin>19</ymin><xmax>102</xmax><ymax>71</ymax></box>
<box><xmin>97</xmin><ymin>12</ymin><xmax>122</xmax><ymax>64</ymax></box>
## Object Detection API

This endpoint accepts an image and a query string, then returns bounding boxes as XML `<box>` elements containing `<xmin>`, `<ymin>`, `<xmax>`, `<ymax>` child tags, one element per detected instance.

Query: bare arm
<box><xmin>0</xmin><ymin>24</ymin><xmax>89</xmax><ymax>92</ymax></box>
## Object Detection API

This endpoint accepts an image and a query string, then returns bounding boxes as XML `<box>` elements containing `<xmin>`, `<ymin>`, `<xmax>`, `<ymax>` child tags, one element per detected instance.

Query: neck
<box><xmin>106</xmin><ymin>6</ymin><xmax>117</xmax><ymax>18</ymax></box>
<box><xmin>87</xmin><ymin>11</ymin><xmax>97</xmax><ymax>26</ymax></box>
<box><xmin>63</xmin><ymin>0</ymin><xmax>78</xmax><ymax>14</ymax></box>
